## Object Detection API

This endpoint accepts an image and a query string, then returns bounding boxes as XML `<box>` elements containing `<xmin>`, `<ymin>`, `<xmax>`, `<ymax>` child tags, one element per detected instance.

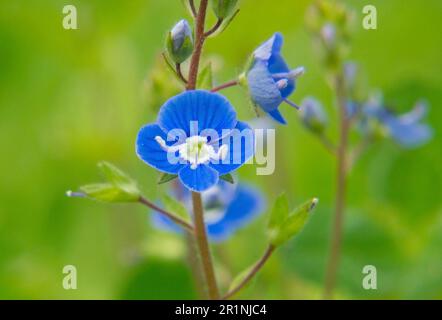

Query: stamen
<box><xmin>155</xmin><ymin>136</ymin><xmax>181</xmax><ymax>152</ymax></box>
<box><xmin>284</xmin><ymin>99</ymin><xmax>300</xmax><ymax>110</ymax></box>
<box><xmin>272</xmin><ymin>66</ymin><xmax>305</xmax><ymax>80</ymax></box>
<box><xmin>276</xmin><ymin>79</ymin><xmax>288</xmax><ymax>90</ymax></box>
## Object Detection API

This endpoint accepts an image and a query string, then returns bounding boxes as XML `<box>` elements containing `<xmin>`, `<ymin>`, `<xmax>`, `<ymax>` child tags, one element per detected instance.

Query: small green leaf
<box><xmin>98</xmin><ymin>161</ymin><xmax>133</xmax><ymax>186</ymax></box>
<box><xmin>197</xmin><ymin>62</ymin><xmax>213</xmax><ymax>90</ymax></box>
<box><xmin>79</xmin><ymin>183</ymin><xmax>139</xmax><ymax>203</ymax></box>
<box><xmin>267</xmin><ymin>193</ymin><xmax>289</xmax><ymax>231</ymax></box>
<box><xmin>211</xmin><ymin>0</ymin><xmax>239</xmax><ymax>20</ymax></box>
<box><xmin>70</xmin><ymin>162</ymin><xmax>140</xmax><ymax>203</ymax></box>
<box><xmin>269</xmin><ymin>198</ymin><xmax>318</xmax><ymax>247</ymax></box>
<box><xmin>158</xmin><ymin>173</ymin><xmax>178</xmax><ymax>184</ymax></box>
<box><xmin>161</xmin><ymin>194</ymin><xmax>190</xmax><ymax>223</ymax></box>
<box><xmin>220</xmin><ymin>173</ymin><xmax>234</xmax><ymax>184</ymax></box>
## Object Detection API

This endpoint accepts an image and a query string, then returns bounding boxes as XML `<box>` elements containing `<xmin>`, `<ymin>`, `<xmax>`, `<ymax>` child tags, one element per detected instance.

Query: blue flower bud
<box><xmin>166</xmin><ymin>19</ymin><xmax>194</xmax><ymax>64</ymax></box>
<box><xmin>300</xmin><ymin>97</ymin><xmax>328</xmax><ymax>133</ymax></box>
<box><xmin>211</xmin><ymin>0</ymin><xmax>239</xmax><ymax>19</ymax></box>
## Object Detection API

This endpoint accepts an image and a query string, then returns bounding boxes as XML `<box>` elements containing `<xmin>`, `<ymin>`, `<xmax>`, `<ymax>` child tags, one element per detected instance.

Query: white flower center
<box><xmin>155</xmin><ymin>135</ymin><xmax>228</xmax><ymax>170</ymax></box>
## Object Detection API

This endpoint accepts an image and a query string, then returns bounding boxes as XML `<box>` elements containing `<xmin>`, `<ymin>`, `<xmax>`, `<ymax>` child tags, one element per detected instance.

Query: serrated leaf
<box><xmin>269</xmin><ymin>198</ymin><xmax>318</xmax><ymax>247</ymax></box>
<box><xmin>161</xmin><ymin>194</ymin><xmax>190</xmax><ymax>223</ymax></box>
<box><xmin>197</xmin><ymin>62</ymin><xmax>213</xmax><ymax>90</ymax></box>
<box><xmin>220</xmin><ymin>173</ymin><xmax>234</xmax><ymax>184</ymax></box>
<box><xmin>158</xmin><ymin>173</ymin><xmax>178</xmax><ymax>184</ymax></box>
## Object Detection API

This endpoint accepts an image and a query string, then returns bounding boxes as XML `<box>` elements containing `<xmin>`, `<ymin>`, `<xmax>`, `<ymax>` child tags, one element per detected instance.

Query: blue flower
<box><xmin>364</xmin><ymin>99</ymin><xmax>432</xmax><ymax>148</ymax></box>
<box><xmin>136</xmin><ymin>90</ymin><xmax>254</xmax><ymax>192</ymax></box>
<box><xmin>152</xmin><ymin>181</ymin><xmax>266</xmax><ymax>242</ymax></box>
<box><xmin>245</xmin><ymin>32</ymin><xmax>304</xmax><ymax>125</ymax></box>
<box><xmin>300</xmin><ymin>97</ymin><xmax>328</xmax><ymax>133</ymax></box>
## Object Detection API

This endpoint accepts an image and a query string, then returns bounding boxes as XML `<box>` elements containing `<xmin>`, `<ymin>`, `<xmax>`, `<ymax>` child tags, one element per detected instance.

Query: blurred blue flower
<box><xmin>136</xmin><ymin>90</ymin><xmax>254</xmax><ymax>192</ymax></box>
<box><xmin>364</xmin><ymin>98</ymin><xmax>432</xmax><ymax>148</ymax></box>
<box><xmin>153</xmin><ymin>181</ymin><xmax>266</xmax><ymax>242</ymax></box>
<box><xmin>245</xmin><ymin>32</ymin><xmax>304</xmax><ymax>125</ymax></box>
<box><xmin>300</xmin><ymin>97</ymin><xmax>328</xmax><ymax>133</ymax></box>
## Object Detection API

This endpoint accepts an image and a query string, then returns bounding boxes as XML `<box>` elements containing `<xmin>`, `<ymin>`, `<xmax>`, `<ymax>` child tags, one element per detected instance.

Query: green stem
<box><xmin>211</xmin><ymin>80</ymin><xmax>239</xmax><ymax>93</ymax></box>
<box><xmin>323</xmin><ymin>74</ymin><xmax>350</xmax><ymax>299</ymax></box>
<box><xmin>192</xmin><ymin>191</ymin><xmax>219</xmax><ymax>299</ymax></box>
<box><xmin>138</xmin><ymin>196</ymin><xmax>193</xmax><ymax>232</ymax></box>
<box><xmin>222</xmin><ymin>245</ymin><xmax>275</xmax><ymax>300</ymax></box>
<box><xmin>185</xmin><ymin>0</ymin><xmax>220</xmax><ymax>300</ymax></box>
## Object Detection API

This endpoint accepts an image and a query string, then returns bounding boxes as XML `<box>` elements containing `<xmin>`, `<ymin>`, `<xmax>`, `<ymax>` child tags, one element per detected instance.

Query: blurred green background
<box><xmin>0</xmin><ymin>0</ymin><xmax>441</xmax><ymax>299</ymax></box>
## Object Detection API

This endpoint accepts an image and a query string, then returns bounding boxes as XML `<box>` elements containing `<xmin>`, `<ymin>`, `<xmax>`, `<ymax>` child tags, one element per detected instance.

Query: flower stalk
<box><xmin>323</xmin><ymin>73</ymin><xmax>350</xmax><ymax>299</ymax></box>
<box><xmin>222</xmin><ymin>245</ymin><xmax>275</xmax><ymax>300</ymax></box>
<box><xmin>186</xmin><ymin>0</ymin><xmax>220</xmax><ymax>300</ymax></box>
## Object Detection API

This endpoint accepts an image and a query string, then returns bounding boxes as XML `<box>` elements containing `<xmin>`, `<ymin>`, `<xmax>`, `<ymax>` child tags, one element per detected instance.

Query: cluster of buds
<box><xmin>305</xmin><ymin>0</ymin><xmax>355</xmax><ymax>70</ymax></box>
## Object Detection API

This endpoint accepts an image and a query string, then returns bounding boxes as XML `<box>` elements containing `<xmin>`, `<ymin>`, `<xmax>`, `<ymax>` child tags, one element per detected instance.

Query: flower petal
<box><xmin>209</xmin><ymin>121</ymin><xmax>255</xmax><ymax>175</ymax></box>
<box><xmin>387</xmin><ymin>119</ymin><xmax>432</xmax><ymax>148</ymax></box>
<box><xmin>247</xmin><ymin>60</ymin><xmax>283</xmax><ymax>112</ymax></box>
<box><xmin>253</xmin><ymin>32</ymin><xmax>283</xmax><ymax>61</ymax></box>
<box><xmin>136</xmin><ymin>124</ymin><xmax>185</xmax><ymax>174</ymax></box>
<box><xmin>268</xmin><ymin>108</ymin><xmax>287</xmax><ymax>125</ymax></box>
<box><xmin>158</xmin><ymin>90</ymin><xmax>237</xmax><ymax>137</ymax></box>
<box><xmin>207</xmin><ymin>184</ymin><xmax>265</xmax><ymax>242</ymax></box>
<box><xmin>268</xmin><ymin>55</ymin><xmax>295</xmax><ymax>98</ymax></box>
<box><xmin>178</xmin><ymin>164</ymin><xmax>219</xmax><ymax>192</ymax></box>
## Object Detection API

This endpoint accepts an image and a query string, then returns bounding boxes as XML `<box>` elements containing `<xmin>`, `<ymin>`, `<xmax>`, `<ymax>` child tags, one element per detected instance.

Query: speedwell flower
<box><xmin>153</xmin><ymin>181</ymin><xmax>265</xmax><ymax>242</ymax></box>
<box><xmin>300</xmin><ymin>97</ymin><xmax>328</xmax><ymax>133</ymax></box>
<box><xmin>244</xmin><ymin>32</ymin><xmax>305</xmax><ymax>125</ymax></box>
<box><xmin>136</xmin><ymin>90</ymin><xmax>254</xmax><ymax>192</ymax></box>
<box><xmin>364</xmin><ymin>98</ymin><xmax>432</xmax><ymax>148</ymax></box>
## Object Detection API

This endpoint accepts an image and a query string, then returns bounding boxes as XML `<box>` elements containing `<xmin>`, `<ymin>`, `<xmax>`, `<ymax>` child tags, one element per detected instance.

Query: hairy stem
<box><xmin>222</xmin><ymin>245</ymin><xmax>275</xmax><ymax>300</ymax></box>
<box><xmin>186</xmin><ymin>0</ymin><xmax>209</xmax><ymax>90</ymax></box>
<box><xmin>323</xmin><ymin>74</ymin><xmax>350</xmax><ymax>299</ymax></box>
<box><xmin>192</xmin><ymin>192</ymin><xmax>219</xmax><ymax>299</ymax></box>
<box><xmin>186</xmin><ymin>0</ymin><xmax>220</xmax><ymax>300</ymax></box>
<box><xmin>211</xmin><ymin>80</ymin><xmax>239</xmax><ymax>93</ymax></box>
<box><xmin>138</xmin><ymin>196</ymin><xmax>193</xmax><ymax>231</ymax></box>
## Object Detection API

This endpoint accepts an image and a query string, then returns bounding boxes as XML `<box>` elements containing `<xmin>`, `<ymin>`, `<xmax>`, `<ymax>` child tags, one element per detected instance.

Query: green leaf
<box><xmin>197</xmin><ymin>62</ymin><xmax>213</xmax><ymax>90</ymax></box>
<box><xmin>220</xmin><ymin>173</ymin><xmax>234</xmax><ymax>184</ymax></box>
<box><xmin>161</xmin><ymin>194</ymin><xmax>190</xmax><ymax>223</ymax></box>
<box><xmin>98</xmin><ymin>161</ymin><xmax>133</xmax><ymax>186</ymax></box>
<box><xmin>267</xmin><ymin>193</ymin><xmax>289</xmax><ymax>232</ymax></box>
<box><xmin>269</xmin><ymin>198</ymin><xmax>318</xmax><ymax>247</ymax></box>
<box><xmin>80</xmin><ymin>183</ymin><xmax>139</xmax><ymax>203</ymax></box>
<box><xmin>70</xmin><ymin>162</ymin><xmax>140</xmax><ymax>203</ymax></box>
<box><xmin>211</xmin><ymin>0</ymin><xmax>239</xmax><ymax>20</ymax></box>
<box><xmin>158</xmin><ymin>173</ymin><xmax>178</xmax><ymax>185</ymax></box>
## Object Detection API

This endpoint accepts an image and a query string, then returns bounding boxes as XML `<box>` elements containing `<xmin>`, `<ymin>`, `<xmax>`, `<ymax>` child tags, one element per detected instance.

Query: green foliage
<box><xmin>268</xmin><ymin>194</ymin><xmax>318</xmax><ymax>247</ymax></box>
<box><xmin>211</xmin><ymin>0</ymin><xmax>239</xmax><ymax>20</ymax></box>
<box><xmin>76</xmin><ymin>162</ymin><xmax>140</xmax><ymax>203</ymax></box>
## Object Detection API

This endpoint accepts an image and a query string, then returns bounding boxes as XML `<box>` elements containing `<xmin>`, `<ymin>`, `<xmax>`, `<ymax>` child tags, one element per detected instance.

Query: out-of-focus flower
<box><xmin>300</xmin><ymin>97</ymin><xmax>328</xmax><ymax>133</ymax></box>
<box><xmin>136</xmin><ymin>90</ymin><xmax>254</xmax><ymax>192</ymax></box>
<box><xmin>166</xmin><ymin>19</ymin><xmax>194</xmax><ymax>63</ymax></box>
<box><xmin>243</xmin><ymin>32</ymin><xmax>304</xmax><ymax>125</ymax></box>
<box><xmin>363</xmin><ymin>97</ymin><xmax>432</xmax><ymax>148</ymax></box>
<box><xmin>153</xmin><ymin>180</ymin><xmax>265</xmax><ymax>242</ymax></box>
